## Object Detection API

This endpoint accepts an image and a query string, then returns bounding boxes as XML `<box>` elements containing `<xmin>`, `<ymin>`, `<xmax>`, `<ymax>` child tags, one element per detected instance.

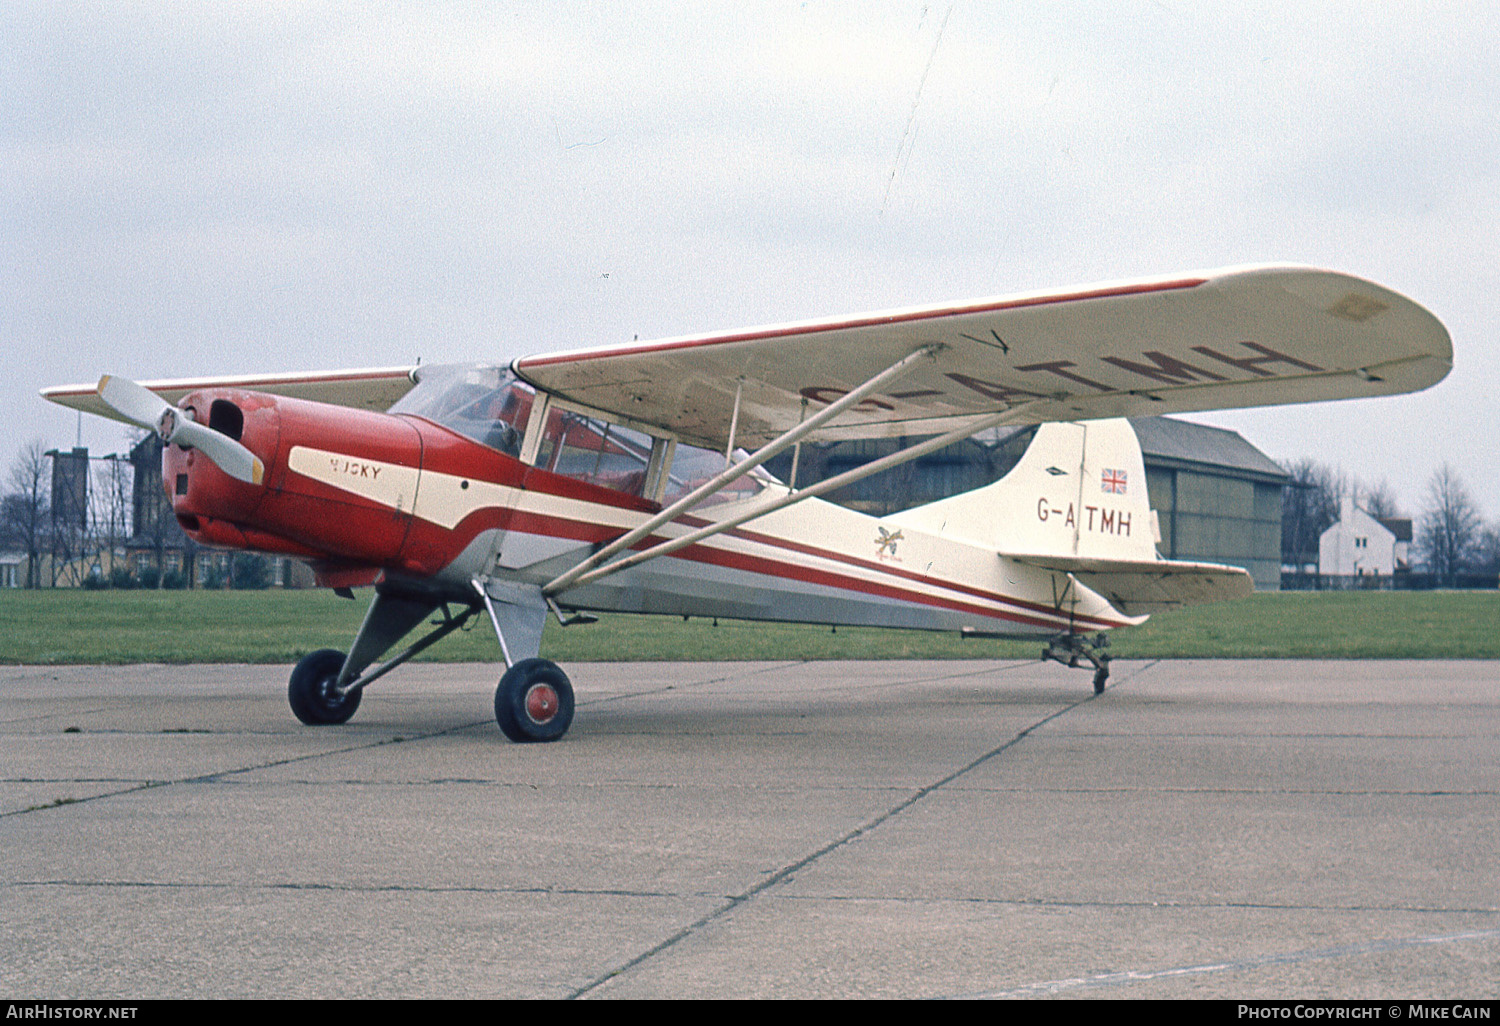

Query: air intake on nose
<box><xmin>209</xmin><ymin>399</ymin><xmax>245</xmax><ymax>440</ymax></box>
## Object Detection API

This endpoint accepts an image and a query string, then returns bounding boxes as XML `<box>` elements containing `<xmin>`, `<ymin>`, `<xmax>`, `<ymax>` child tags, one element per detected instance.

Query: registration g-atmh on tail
<box><xmin>43</xmin><ymin>265</ymin><xmax>1451</xmax><ymax>741</ymax></box>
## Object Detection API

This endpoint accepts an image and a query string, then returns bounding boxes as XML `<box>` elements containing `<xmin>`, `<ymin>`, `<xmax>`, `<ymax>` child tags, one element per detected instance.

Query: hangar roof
<box><xmin>1130</xmin><ymin>416</ymin><xmax>1288</xmax><ymax>484</ymax></box>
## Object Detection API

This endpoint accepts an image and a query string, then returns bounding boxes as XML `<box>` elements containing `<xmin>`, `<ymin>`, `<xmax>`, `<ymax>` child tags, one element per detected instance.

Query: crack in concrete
<box><xmin>8</xmin><ymin>876</ymin><xmax>1494</xmax><ymax>919</ymax></box>
<box><xmin>566</xmin><ymin>660</ymin><xmax>1153</xmax><ymax>998</ymax></box>
<box><xmin>2</xmin><ymin>878</ymin><xmax>691</xmax><ymax>900</ymax></box>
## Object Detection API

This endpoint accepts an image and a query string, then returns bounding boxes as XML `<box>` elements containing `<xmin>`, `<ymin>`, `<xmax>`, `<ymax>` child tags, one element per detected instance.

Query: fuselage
<box><xmin>162</xmin><ymin>365</ymin><xmax>1135</xmax><ymax>639</ymax></box>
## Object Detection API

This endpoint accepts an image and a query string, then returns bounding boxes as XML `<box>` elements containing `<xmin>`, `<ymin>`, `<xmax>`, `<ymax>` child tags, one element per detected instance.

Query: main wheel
<box><xmin>1092</xmin><ymin>664</ymin><xmax>1109</xmax><ymax>695</ymax></box>
<box><xmin>494</xmin><ymin>658</ymin><xmax>574</xmax><ymax>742</ymax></box>
<box><xmin>288</xmin><ymin>648</ymin><xmax>362</xmax><ymax>725</ymax></box>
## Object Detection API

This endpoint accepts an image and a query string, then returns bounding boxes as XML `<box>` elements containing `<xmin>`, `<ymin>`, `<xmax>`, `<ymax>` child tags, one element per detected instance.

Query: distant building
<box><xmin>1319</xmin><ymin>499</ymin><xmax>1412</xmax><ymax>579</ymax></box>
<box><xmin>45</xmin><ymin>446</ymin><xmax>91</xmax><ymax>586</ymax></box>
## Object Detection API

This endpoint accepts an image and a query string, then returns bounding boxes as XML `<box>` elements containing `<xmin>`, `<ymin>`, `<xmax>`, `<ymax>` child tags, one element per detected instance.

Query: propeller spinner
<box><xmin>97</xmin><ymin>375</ymin><xmax>265</xmax><ymax>486</ymax></box>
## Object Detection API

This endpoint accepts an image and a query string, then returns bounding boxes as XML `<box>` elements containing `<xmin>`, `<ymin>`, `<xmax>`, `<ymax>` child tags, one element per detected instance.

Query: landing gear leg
<box><xmin>1043</xmin><ymin>632</ymin><xmax>1111</xmax><ymax>694</ymax></box>
<box><xmin>473</xmin><ymin>577</ymin><xmax>576</xmax><ymax>742</ymax></box>
<box><xmin>287</xmin><ymin>589</ymin><xmax>477</xmax><ymax>726</ymax></box>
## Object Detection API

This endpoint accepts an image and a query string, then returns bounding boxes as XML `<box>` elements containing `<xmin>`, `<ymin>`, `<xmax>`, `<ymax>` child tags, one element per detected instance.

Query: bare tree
<box><xmin>1361</xmin><ymin>478</ymin><xmax>1402</xmax><ymax>520</ymax></box>
<box><xmin>1280</xmin><ymin>458</ymin><xmax>1340</xmax><ymax>569</ymax></box>
<box><xmin>1416</xmin><ymin>463</ymin><xmax>1484</xmax><ymax>585</ymax></box>
<box><xmin>90</xmin><ymin>454</ymin><xmax>133</xmax><ymax>585</ymax></box>
<box><xmin>1473</xmin><ymin>522</ymin><xmax>1500</xmax><ymax>575</ymax></box>
<box><xmin>2</xmin><ymin>440</ymin><xmax>51</xmax><ymax>588</ymax></box>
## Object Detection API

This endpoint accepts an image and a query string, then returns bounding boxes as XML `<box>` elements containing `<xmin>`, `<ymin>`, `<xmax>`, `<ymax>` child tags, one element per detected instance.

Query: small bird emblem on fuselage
<box><xmin>876</xmin><ymin>526</ymin><xmax>904</xmax><ymax>557</ymax></box>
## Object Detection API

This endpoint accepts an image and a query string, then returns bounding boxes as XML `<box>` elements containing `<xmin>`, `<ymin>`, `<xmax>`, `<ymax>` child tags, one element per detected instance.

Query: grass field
<box><xmin>1</xmin><ymin>588</ymin><xmax>1497</xmax><ymax>664</ymax></box>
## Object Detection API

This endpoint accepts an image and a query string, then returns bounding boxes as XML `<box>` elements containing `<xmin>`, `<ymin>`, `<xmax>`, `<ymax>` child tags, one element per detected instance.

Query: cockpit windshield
<box><xmin>389</xmin><ymin>364</ymin><xmax>534</xmax><ymax>456</ymax></box>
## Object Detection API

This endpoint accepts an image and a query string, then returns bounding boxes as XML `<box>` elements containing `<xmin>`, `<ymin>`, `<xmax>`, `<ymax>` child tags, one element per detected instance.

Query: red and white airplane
<box><xmin>43</xmin><ymin>265</ymin><xmax>1450</xmax><ymax>741</ymax></box>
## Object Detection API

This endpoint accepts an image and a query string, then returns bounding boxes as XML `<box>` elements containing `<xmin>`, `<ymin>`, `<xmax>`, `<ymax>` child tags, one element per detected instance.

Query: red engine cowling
<box><xmin>163</xmin><ymin>389</ymin><xmax>522</xmax><ymax>584</ymax></box>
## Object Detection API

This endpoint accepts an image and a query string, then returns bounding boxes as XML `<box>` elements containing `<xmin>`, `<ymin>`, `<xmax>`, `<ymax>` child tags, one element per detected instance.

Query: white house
<box><xmin>1319</xmin><ymin>499</ymin><xmax>1412</xmax><ymax>577</ymax></box>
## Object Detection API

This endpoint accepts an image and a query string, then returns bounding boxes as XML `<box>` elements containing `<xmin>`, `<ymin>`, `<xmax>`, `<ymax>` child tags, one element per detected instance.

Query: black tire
<box><xmin>1092</xmin><ymin>665</ymin><xmax>1109</xmax><ymax>695</ymax></box>
<box><xmin>289</xmin><ymin>648</ymin><xmax>362</xmax><ymax>725</ymax></box>
<box><xmin>495</xmin><ymin>658</ymin><xmax>574</xmax><ymax>742</ymax></box>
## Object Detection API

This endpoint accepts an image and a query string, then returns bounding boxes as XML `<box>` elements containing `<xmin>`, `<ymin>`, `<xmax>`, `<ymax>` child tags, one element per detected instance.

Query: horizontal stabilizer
<box><xmin>1006</xmin><ymin>553</ymin><xmax>1253</xmax><ymax>616</ymax></box>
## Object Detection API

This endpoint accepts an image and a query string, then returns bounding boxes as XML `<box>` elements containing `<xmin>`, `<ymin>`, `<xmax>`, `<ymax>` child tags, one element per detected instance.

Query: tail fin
<box><xmin>886</xmin><ymin>418</ymin><xmax>1158</xmax><ymax>561</ymax></box>
<box><xmin>888</xmin><ymin>418</ymin><xmax>1253</xmax><ymax>616</ymax></box>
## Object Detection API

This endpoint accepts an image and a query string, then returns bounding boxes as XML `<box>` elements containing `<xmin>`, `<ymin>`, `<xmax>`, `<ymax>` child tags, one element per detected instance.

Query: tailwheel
<box><xmin>495</xmin><ymin>657</ymin><xmax>575</xmax><ymax>743</ymax></box>
<box><xmin>1042</xmin><ymin>632</ymin><xmax>1112</xmax><ymax>695</ymax></box>
<box><xmin>288</xmin><ymin>648</ymin><xmax>363</xmax><ymax>725</ymax></box>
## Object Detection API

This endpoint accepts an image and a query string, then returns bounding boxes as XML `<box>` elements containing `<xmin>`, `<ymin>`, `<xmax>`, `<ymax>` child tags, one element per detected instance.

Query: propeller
<box><xmin>97</xmin><ymin>375</ymin><xmax>265</xmax><ymax>486</ymax></box>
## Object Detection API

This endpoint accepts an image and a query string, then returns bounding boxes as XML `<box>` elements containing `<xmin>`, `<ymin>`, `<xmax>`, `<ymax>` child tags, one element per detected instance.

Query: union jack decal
<box><xmin>1101</xmin><ymin>468</ymin><xmax>1128</xmax><ymax>494</ymax></box>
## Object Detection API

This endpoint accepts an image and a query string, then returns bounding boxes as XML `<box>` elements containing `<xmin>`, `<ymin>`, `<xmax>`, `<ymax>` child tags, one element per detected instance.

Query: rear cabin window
<box><xmin>662</xmin><ymin>442</ymin><xmax>771</xmax><ymax>508</ymax></box>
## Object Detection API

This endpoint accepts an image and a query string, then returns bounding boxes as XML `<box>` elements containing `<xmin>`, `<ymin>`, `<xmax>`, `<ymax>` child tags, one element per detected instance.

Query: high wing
<box><xmin>41</xmin><ymin>366</ymin><xmax>419</xmax><ymax>425</ymax></box>
<box><xmin>514</xmin><ymin>265</ymin><xmax>1451</xmax><ymax>449</ymax></box>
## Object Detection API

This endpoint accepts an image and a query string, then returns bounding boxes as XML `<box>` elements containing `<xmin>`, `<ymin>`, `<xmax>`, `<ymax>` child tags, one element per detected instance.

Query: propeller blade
<box><xmin>95</xmin><ymin>374</ymin><xmax>265</xmax><ymax>486</ymax></box>
<box><xmin>172</xmin><ymin>419</ymin><xmax>265</xmax><ymax>486</ymax></box>
<box><xmin>97</xmin><ymin>374</ymin><xmax>172</xmax><ymax>433</ymax></box>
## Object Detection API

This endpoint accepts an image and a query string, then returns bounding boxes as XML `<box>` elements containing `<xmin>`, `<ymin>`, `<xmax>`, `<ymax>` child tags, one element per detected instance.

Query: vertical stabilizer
<box><xmin>885</xmin><ymin>418</ymin><xmax>1159</xmax><ymax>561</ymax></box>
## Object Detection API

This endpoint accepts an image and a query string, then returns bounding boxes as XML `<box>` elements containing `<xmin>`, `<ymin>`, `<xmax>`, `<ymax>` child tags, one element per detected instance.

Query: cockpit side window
<box><xmin>534</xmin><ymin>409</ymin><xmax>654</xmax><ymax>497</ymax></box>
<box><xmin>392</xmin><ymin>366</ymin><xmax>772</xmax><ymax>505</ymax></box>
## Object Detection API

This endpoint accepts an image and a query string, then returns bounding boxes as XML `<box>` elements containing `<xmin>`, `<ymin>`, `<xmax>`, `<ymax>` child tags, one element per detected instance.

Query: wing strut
<box><xmin>543</xmin><ymin>400</ymin><xmax>1051</xmax><ymax>597</ymax></box>
<box><xmin>541</xmin><ymin>344</ymin><xmax>943</xmax><ymax>597</ymax></box>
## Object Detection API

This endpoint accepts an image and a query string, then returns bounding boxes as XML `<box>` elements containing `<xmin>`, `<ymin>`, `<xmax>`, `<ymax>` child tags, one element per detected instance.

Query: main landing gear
<box><xmin>1044</xmin><ymin>632</ymin><xmax>1112</xmax><ymax>694</ymax></box>
<box><xmin>287</xmin><ymin>644</ymin><xmax>575</xmax><ymax>741</ymax></box>
<box><xmin>286</xmin><ymin>580</ymin><xmax>580</xmax><ymax>742</ymax></box>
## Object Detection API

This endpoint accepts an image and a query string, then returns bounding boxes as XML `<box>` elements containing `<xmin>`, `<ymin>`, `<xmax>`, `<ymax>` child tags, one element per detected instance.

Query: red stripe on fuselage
<box><xmin>380</xmin><ymin>441</ymin><xmax>1126</xmax><ymax>632</ymax></box>
<box><xmin>681</xmin><ymin>515</ymin><xmax>1128</xmax><ymax>631</ymax></box>
<box><xmin>490</xmin><ymin>504</ymin><xmax>1126</xmax><ymax>633</ymax></box>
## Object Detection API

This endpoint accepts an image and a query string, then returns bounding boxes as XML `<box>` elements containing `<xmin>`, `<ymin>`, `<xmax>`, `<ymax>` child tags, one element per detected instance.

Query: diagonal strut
<box><xmin>542</xmin><ymin>344</ymin><xmax>944</xmax><ymax>597</ymax></box>
<box><xmin>546</xmin><ymin>400</ymin><xmax>1052</xmax><ymax>596</ymax></box>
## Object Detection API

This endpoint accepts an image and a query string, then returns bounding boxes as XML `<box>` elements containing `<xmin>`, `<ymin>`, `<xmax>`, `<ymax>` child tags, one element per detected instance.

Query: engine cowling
<box><xmin>164</xmin><ymin>389</ymin><xmax>446</xmax><ymax>575</ymax></box>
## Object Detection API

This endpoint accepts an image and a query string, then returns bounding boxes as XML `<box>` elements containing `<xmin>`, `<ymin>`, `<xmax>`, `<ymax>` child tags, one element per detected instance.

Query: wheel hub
<box><xmin>317</xmin><ymin>676</ymin><xmax>343</xmax><ymax>707</ymax></box>
<box><xmin>524</xmin><ymin>683</ymin><xmax>559</xmax><ymax>724</ymax></box>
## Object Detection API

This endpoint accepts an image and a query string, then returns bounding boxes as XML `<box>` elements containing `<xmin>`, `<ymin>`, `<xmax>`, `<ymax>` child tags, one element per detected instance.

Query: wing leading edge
<box><xmin>514</xmin><ymin>265</ymin><xmax>1451</xmax><ymax>450</ymax></box>
<box><xmin>41</xmin><ymin>366</ymin><xmax>419</xmax><ymax>425</ymax></box>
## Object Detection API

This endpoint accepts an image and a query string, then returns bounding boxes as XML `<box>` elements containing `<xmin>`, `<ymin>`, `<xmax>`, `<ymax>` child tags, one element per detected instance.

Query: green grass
<box><xmin>1109</xmin><ymin>590</ymin><xmax>1499</xmax><ymax>659</ymax></box>
<box><xmin>1</xmin><ymin>588</ymin><xmax>1496</xmax><ymax>664</ymax></box>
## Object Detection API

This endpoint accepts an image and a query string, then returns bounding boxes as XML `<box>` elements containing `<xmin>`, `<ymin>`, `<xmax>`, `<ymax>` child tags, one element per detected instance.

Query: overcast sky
<box><xmin>4</xmin><ymin>2</ymin><xmax>1497</xmax><ymax>520</ymax></box>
